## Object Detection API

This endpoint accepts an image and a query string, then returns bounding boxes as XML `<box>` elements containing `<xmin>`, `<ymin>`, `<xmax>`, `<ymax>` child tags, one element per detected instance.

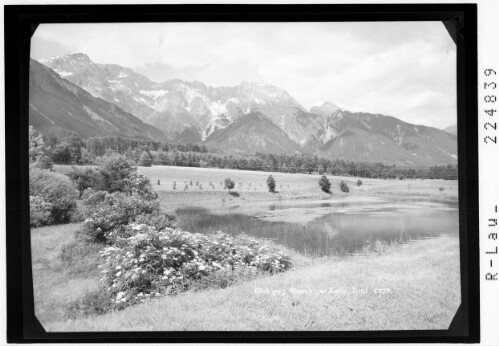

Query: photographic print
<box><xmin>28</xmin><ymin>21</ymin><xmax>460</xmax><ymax>332</ymax></box>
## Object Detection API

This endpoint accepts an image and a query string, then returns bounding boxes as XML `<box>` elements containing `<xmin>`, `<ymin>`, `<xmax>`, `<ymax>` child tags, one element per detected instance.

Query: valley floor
<box><xmin>136</xmin><ymin>165</ymin><xmax>459</xmax><ymax>223</ymax></box>
<box><xmin>36</xmin><ymin>166</ymin><xmax>461</xmax><ymax>331</ymax></box>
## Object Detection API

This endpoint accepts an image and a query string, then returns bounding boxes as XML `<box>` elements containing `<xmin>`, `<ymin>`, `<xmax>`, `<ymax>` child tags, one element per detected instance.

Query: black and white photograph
<box><xmin>27</xmin><ymin>20</ymin><xmax>461</xmax><ymax>332</ymax></box>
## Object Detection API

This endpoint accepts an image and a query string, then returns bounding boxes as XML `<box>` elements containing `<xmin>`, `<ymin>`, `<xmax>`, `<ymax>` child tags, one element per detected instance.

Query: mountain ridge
<box><xmin>37</xmin><ymin>53</ymin><xmax>458</xmax><ymax>166</ymax></box>
<box><xmin>29</xmin><ymin>58</ymin><xmax>165</xmax><ymax>141</ymax></box>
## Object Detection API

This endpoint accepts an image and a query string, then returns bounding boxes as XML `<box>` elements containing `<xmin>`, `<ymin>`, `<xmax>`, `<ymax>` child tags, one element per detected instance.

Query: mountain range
<box><xmin>29</xmin><ymin>59</ymin><xmax>165</xmax><ymax>141</ymax></box>
<box><xmin>32</xmin><ymin>53</ymin><xmax>458</xmax><ymax>166</ymax></box>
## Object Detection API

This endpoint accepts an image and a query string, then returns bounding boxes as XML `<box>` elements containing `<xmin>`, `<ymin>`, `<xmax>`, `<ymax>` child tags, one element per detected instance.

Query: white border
<box><xmin>2</xmin><ymin>0</ymin><xmax>497</xmax><ymax>345</ymax></box>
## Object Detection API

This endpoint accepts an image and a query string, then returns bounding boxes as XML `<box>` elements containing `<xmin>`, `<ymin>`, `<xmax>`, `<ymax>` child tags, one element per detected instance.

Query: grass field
<box><xmin>31</xmin><ymin>223</ymin><xmax>103</xmax><ymax>324</ymax></box>
<box><xmin>40</xmin><ymin>234</ymin><xmax>460</xmax><ymax>331</ymax></box>
<box><xmin>133</xmin><ymin>165</ymin><xmax>458</xmax><ymax>206</ymax></box>
<box><xmin>38</xmin><ymin>165</ymin><xmax>461</xmax><ymax>331</ymax></box>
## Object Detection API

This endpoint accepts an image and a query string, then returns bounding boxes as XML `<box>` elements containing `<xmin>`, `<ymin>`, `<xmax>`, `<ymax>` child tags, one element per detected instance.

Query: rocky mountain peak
<box><xmin>37</xmin><ymin>53</ymin><xmax>458</xmax><ymax>165</ymax></box>
<box><xmin>309</xmin><ymin>101</ymin><xmax>343</xmax><ymax>116</ymax></box>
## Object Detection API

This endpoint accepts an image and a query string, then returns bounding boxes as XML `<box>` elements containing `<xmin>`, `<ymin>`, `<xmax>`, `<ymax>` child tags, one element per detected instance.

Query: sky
<box><xmin>31</xmin><ymin>22</ymin><xmax>456</xmax><ymax>129</ymax></box>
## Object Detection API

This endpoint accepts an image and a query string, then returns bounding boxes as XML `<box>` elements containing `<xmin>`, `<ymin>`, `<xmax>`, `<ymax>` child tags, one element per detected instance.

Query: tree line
<box><xmin>30</xmin><ymin>127</ymin><xmax>458</xmax><ymax>180</ymax></box>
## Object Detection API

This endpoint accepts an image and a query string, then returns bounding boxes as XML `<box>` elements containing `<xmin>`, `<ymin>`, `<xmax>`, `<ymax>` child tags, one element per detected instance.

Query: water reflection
<box><xmin>176</xmin><ymin>198</ymin><xmax>459</xmax><ymax>257</ymax></box>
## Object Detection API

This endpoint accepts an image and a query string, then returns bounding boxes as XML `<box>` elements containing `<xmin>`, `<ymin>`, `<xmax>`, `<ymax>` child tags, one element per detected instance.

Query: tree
<box><xmin>99</xmin><ymin>155</ymin><xmax>136</xmax><ymax>195</ymax></box>
<box><xmin>138</xmin><ymin>151</ymin><xmax>153</xmax><ymax>167</ymax></box>
<box><xmin>66</xmin><ymin>132</ymin><xmax>83</xmax><ymax>164</ymax></box>
<box><xmin>34</xmin><ymin>154</ymin><xmax>54</xmax><ymax>170</ymax></box>
<box><xmin>267</xmin><ymin>175</ymin><xmax>276</xmax><ymax>193</ymax></box>
<box><xmin>80</xmin><ymin>147</ymin><xmax>95</xmax><ymax>164</ymax></box>
<box><xmin>339</xmin><ymin>181</ymin><xmax>350</xmax><ymax>193</ymax></box>
<box><xmin>318</xmin><ymin>175</ymin><xmax>331</xmax><ymax>193</ymax></box>
<box><xmin>67</xmin><ymin>167</ymin><xmax>99</xmax><ymax>199</ymax></box>
<box><xmin>44</xmin><ymin>133</ymin><xmax>59</xmax><ymax>149</ymax></box>
<box><xmin>356</xmin><ymin>179</ymin><xmax>363</xmax><ymax>187</ymax></box>
<box><xmin>29</xmin><ymin>126</ymin><xmax>45</xmax><ymax>163</ymax></box>
<box><xmin>224</xmin><ymin>178</ymin><xmax>235</xmax><ymax>193</ymax></box>
<box><xmin>52</xmin><ymin>143</ymin><xmax>72</xmax><ymax>164</ymax></box>
<box><xmin>157</xmin><ymin>150</ymin><xmax>168</xmax><ymax>165</ymax></box>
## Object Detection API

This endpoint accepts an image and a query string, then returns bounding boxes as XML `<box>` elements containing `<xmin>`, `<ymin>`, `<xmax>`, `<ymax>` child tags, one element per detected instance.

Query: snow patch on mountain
<box><xmin>321</xmin><ymin>126</ymin><xmax>338</xmax><ymax>142</ymax></box>
<box><xmin>58</xmin><ymin>71</ymin><xmax>73</xmax><ymax>77</ymax></box>
<box><xmin>208</xmin><ymin>101</ymin><xmax>227</xmax><ymax>116</ymax></box>
<box><xmin>139</xmin><ymin>89</ymin><xmax>169</xmax><ymax>98</ymax></box>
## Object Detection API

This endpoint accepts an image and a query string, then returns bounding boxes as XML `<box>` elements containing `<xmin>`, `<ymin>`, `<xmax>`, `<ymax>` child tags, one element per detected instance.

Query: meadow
<box><xmin>36</xmin><ymin>228</ymin><xmax>460</xmax><ymax>331</ymax></box>
<box><xmin>34</xmin><ymin>164</ymin><xmax>462</xmax><ymax>330</ymax></box>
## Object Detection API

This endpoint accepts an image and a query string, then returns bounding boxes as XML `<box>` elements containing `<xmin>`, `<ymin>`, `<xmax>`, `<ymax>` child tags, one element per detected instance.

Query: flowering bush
<box><xmin>79</xmin><ymin>192</ymin><xmax>160</xmax><ymax>243</ymax></box>
<box><xmin>97</xmin><ymin>225</ymin><xmax>292</xmax><ymax>310</ymax></box>
<box><xmin>29</xmin><ymin>196</ymin><xmax>54</xmax><ymax>227</ymax></box>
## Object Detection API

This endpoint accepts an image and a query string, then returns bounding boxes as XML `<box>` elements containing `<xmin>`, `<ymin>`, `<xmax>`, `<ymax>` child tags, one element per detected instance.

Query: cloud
<box><xmin>31</xmin><ymin>21</ymin><xmax>456</xmax><ymax>128</ymax></box>
<box><xmin>30</xmin><ymin>36</ymin><xmax>74</xmax><ymax>61</ymax></box>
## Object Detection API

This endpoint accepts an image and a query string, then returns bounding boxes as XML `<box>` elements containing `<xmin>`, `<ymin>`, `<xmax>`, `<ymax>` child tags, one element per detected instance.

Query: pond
<box><xmin>175</xmin><ymin>197</ymin><xmax>459</xmax><ymax>257</ymax></box>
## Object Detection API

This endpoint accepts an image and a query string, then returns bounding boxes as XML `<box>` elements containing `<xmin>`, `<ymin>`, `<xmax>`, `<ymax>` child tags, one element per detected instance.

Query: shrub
<box><xmin>97</xmin><ymin>226</ymin><xmax>292</xmax><ymax>311</ymax></box>
<box><xmin>83</xmin><ymin>190</ymin><xmax>108</xmax><ymax>207</ymax></box>
<box><xmin>318</xmin><ymin>175</ymin><xmax>331</xmax><ymax>193</ymax></box>
<box><xmin>29</xmin><ymin>168</ymin><xmax>77</xmax><ymax>224</ymax></box>
<box><xmin>29</xmin><ymin>126</ymin><xmax>45</xmax><ymax>163</ymax></box>
<box><xmin>34</xmin><ymin>154</ymin><xmax>54</xmax><ymax>170</ymax></box>
<box><xmin>97</xmin><ymin>155</ymin><xmax>157</xmax><ymax>200</ymax></box>
<box><xmin>29</xmin><ymin>196</ymin><xmax>54</xmax><ymax>227</ymax></box>
<box><xmin>267</xmin><ymin>175</ymin><xmax>276</xmax><ymax>193</ymax></box>
<box><xmin>79</xmin><ymin>192</ymin><xmax>160</xmax><ymax>243</ymax></box>
<box><xmin>187</xmin><ymin>266</ymin><xmax>262</xmax><ymax>291</ymax></box>
<box><xmin>99</xmin><ymin>155</ymin><xmax>136</xmax><ymax>194</ymax></box>
<box><xmin>138</xmin><ymin>152</ymin><xmax>152</xmax><ymax>167</ymax></box>
<box><xmin>340</xmin><ymin>181</ymin><xmax>350</xmax><ymax>193</ymax></box>
<box><xmin>356</xmin><ymin>179</ymin><xmax>363</xmax><ymax>187</ymax></box>
<box><xmin>134</xmin><ymin>211</ymin><xmax>176</xmax><ymax>231</ymax></box>
<box><xmin>130</xmin><ymin>172</ymin><xmax>158</xmax><ymax>200</ymax></box>
<box><xmin>67</xmin><ymin>167</ymin><xmax>100</xmax><ymax>199</ymax></box>
<box><xmin>224</xmin><ymin>178</ymin><xmax>235</xmax><ymax>192</ymax></box>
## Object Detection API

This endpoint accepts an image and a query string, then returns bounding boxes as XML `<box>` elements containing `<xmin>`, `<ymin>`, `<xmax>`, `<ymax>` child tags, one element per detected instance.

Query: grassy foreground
<box><xmin>31</xmin><ymin>223</ymin><xmax>102</xmax><ymax>324</ymax></box>
<box><xmin>38</xmin><ymin>231</ymin><xmax>460</xmax><ymax>331</ymax></box>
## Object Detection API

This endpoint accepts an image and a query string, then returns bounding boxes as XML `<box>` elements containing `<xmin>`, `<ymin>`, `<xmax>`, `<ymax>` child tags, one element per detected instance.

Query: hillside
<box><xmin>444</xmin><ymin>124</ymin><xmax>457</xmax><ymax>136</ymax></box>
<box><xmin>29</xmin><ymin>59</ymin><xmax>165</xmax><ymax>141</ymax></box>
<box><xmin>205</xmin><ymin>112</ymin><xmax>300</xmax><ymax>154</ymax></box>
